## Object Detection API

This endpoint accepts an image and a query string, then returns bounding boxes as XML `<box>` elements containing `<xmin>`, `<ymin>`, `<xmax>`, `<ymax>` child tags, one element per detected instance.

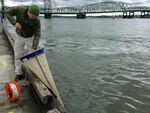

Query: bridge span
<box><xmin>42</xmin><ymin>1</ymin><xmax>150</xmax><ymax>19</ymax></box>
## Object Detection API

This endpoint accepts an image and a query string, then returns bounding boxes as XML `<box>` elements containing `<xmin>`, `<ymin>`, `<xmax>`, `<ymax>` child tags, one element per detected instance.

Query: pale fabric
<box><xmin>14</xmin><ymin>33</ymin><xmax>33</xmax><ymax>75</ymax></box>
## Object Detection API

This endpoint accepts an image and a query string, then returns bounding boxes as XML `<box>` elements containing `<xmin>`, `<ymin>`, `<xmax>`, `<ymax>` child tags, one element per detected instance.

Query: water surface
<box><xmin>42</xmin><ymin>18</ymin><xmax>150</xmax><ymax>113</ymax></box>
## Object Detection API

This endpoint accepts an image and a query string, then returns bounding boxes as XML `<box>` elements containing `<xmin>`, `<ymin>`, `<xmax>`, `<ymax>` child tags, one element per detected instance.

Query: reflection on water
<box><xmin>42</xmin><ymin>18</ymin><xmax>150</xmax><ymax>113</ymax></box>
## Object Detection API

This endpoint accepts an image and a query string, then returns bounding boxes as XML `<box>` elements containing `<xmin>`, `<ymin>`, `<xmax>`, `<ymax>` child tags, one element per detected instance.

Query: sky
<box><xmin>4</xmin><ymin>0</ymin><xmax>150</xmax><ymax>7</ymax></box>
<box><xmin>54</xmin><ymin>0</ymin><xmax>150</xmax><ymax>7</ymax></box>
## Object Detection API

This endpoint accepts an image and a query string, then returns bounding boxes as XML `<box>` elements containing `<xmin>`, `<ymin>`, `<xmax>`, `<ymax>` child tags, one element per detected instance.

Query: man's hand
<box><xmin>32</xmin><ymin>48</ymin><xmax>37</xmax><ymax>51</ymax></box>
<box><xmin>15</xmin><ymin>22</ymin><xmax>21</xmax><ymax>29</ymax></box>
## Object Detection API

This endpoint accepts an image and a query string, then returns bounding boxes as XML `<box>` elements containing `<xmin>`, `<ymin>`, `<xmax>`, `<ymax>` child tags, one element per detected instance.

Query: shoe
<box><xmin>15</xmin><ymin>75</ymin><xmax>25</xmax><ymax>82</ymax></box>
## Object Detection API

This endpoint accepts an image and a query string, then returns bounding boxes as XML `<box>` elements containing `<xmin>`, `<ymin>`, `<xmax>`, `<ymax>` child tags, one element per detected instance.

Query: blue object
<box><xmin>20</xmin><ymin>48</ymin><xmax>44</xmax><ymax>62</ymax></box>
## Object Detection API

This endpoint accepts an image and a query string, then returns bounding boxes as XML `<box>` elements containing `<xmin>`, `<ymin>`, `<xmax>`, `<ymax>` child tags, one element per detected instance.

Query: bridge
<box><xmin>42</xmin><ymin>1</ymin><xmax>150</xmax><ymax>19</ymax></box>
<box><xmin>1</xmin><ymin>0</ymin><xmax>150</xmax><ymax>19</ymax></box>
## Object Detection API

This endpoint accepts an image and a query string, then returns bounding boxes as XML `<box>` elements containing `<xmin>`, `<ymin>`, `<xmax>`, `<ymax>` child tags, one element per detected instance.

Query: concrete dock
<box><xmin>0</xmin><ymin>31</ymin><xmax>41</xmax><ymax>113</ymax></box>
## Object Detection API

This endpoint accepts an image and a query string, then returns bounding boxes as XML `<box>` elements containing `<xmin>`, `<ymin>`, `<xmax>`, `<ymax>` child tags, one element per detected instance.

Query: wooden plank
<box><xmin>21</xmin><ymin>49</ymin><xmax>65</xmax><ymax>113</ymax></box>
<box><xmin>22</xmin><ymin>51</ymin><xmax>64</xmax><ymax>108</ymax></box>
<box><xmin>23</xmin><ymin>66</ymin><xmax>53</xmax><ymax>104</ymax></box>
<box><xmin>47</xmin><ymin>109</ymin><xmax>61</xmax><ymax>113</ymax></box>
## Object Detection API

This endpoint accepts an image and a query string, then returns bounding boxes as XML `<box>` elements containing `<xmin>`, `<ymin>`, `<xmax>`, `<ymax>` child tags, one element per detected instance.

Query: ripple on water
<box><xmin>43</xmin><ymin>18</ymin><xmax>150</xmax><ymax>113</ymax></box>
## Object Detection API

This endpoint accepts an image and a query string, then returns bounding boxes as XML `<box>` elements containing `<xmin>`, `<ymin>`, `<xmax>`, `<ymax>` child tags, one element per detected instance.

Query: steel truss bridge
<box><xmin>42</xmin><ymin>1</ymin><xmax>150</xmax><ymax>17</ymax></box>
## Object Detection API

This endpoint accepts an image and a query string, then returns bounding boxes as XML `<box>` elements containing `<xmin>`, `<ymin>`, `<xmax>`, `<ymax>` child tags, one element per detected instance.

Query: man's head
<box><xmin>28</xmin><ymin>4</ymin><xmax>40</xmax><ymax>20</ymax></box>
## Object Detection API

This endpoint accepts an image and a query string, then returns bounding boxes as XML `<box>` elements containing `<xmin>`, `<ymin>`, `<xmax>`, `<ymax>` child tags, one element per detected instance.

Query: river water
<box><xmin>41</xmin><ymin>18</ymin><xmax>150</xmax><ymax>113</ymax></box>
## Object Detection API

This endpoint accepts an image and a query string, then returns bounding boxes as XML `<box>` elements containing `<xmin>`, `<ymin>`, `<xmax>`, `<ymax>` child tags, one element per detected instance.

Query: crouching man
<box><xmin>5</xmin><ymin>4</ymin><xmax>41</xmax><ymax>81</ymax></box>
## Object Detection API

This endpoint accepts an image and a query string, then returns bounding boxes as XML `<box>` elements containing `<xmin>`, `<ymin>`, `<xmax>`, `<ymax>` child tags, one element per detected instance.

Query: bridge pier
<box><xmin>44</xmin><ymin>13</ymin><xmax>52</xmax><ymax>19</ymax></box>
<box><xmin>77</xmin><ymin>12</ymin><xmax>86</xmax><ymax>19</ymax></box>
<box><xmin>123</xmin><ymin>11</ymin><xmax>134</xmax><ymax>18</ymax></box>
<box><xmin>140</xmin><ymin>11</ymin><xmax>150</xmax><ymax>18</ymax></box>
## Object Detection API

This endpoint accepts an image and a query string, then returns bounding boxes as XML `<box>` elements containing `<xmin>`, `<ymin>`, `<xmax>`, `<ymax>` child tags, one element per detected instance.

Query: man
<box><xmin>5</xmin><ymin>4</ymin><xmax>41</xmax><ymax>81</ymax></box>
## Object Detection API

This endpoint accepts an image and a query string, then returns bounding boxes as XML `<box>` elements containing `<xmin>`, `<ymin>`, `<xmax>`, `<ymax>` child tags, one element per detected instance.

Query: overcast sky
<box><xmin>54</xmin><ymin>0</ymin><xmax>150</xmax><ymax>7</ymax></box>
<box><xmin>5</xmin><ymin>0</ymin><xmax>150</xmax><ymax>7</ymax></box>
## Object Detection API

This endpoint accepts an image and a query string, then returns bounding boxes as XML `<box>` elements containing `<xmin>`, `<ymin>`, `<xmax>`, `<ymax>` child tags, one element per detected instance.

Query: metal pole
<box><xmin>1</xmin><ymin>0</ymin><xmax>4</xmax><ymax>18</ymax></box>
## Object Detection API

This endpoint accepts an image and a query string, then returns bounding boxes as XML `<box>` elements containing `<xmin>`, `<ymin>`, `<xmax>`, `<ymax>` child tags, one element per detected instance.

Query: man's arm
<box><xmin>32</xmin><ymin>19</ymin><xmax>41</xmax><ymax>50</ymax></box>
<box><xmin>5</xmin><ymin>6</ymin><xmax>18</xmax><ymax>25</ymax></box>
